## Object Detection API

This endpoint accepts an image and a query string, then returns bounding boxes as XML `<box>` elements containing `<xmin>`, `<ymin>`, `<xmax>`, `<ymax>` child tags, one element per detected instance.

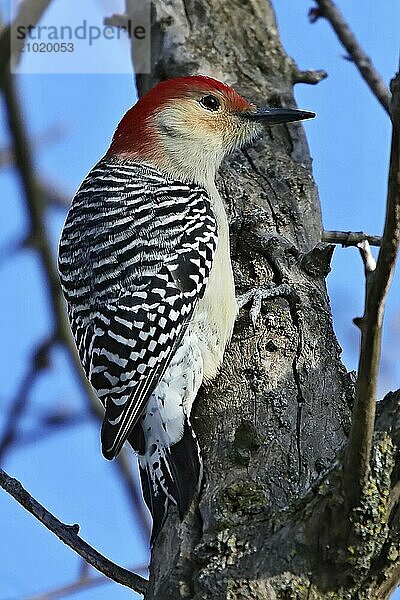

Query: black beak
<box><xmin>245</xmin><ymin>107</ymin><xmax>316</xmax><ymax>124</ymax></box>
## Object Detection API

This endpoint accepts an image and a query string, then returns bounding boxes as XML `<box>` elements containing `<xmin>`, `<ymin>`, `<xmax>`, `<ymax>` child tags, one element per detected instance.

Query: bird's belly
<box><xmin>139</xmin><ymin>330</ymin><xmax>203</xmax><ymax>452</ymax></box>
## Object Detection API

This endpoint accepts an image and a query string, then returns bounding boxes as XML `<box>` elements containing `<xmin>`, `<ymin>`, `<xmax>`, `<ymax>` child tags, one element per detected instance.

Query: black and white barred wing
<box><xmin>58</xmin><ymin>160</ymin><xmax>217</xmax><ymax>459</ymax></box>
<box><xmin>90</xmin><ymin>268</ymin><xmax>191</xmax><ymax>459</ymax></box>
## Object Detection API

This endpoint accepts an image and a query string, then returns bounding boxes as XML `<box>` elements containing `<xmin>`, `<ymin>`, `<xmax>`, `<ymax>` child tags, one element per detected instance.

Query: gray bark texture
<box><xmin>133</xmin><ymin>1</ymin><xmax>400</xmax><ymax>598</ymax></box>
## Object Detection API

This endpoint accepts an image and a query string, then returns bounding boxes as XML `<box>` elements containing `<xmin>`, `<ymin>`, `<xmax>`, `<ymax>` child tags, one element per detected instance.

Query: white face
<box><xmin>153</xmin><ymin>91</ymin><xmax>261</xmax><ymax>184</ymax></box>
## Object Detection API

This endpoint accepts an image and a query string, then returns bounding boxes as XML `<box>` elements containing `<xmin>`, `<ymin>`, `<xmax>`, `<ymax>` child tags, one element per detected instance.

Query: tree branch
<box><xmin>0</xmin><ymin>337</ymin><xmax>53</xmax><ymax>463</ymax></box>
<box><xmin>1</xmin><ymin>69</ymin><xmax>91</xmax><ymax>387</ymax></box>
<box><xmin>21</xmin><ymin>565</ymin><xmax>147</xmax><ymax>600</ymax></box>
<box><xmin>292</xmin><ymin>67</ymin><xmax>328</xmax><ymax>85</ymax></box>
<box><xmin>21</xmin><ymin>574</ymin><xmax>112</xmax><ymax>600</ymax></box>
<box><xmin>27</xmin><ymin>571</ymin><xmax>146</xmax><ymax>600</ymax></box>
<box><xmin>0</xmin><ymin>0</ymin><xmax>53</xmax><ymax>79</ymax></box>
<box><xmin>322</xmin><ymin>229</ymin><xmax>381</xmax><ymax>247</ymax></box>
<box><xmin>1</xmin><ymin>59</ymin><xmax>105</xmax><ymax>476</ymax></box>
<box><xmin>309</xmin><ymin>0</ymin><xmax>390</xmax><ymax>114</ymax></box>
<box><xmin>0</xmin><ymin>468</ymin><xmax>148</xmax><ymax>596</ymax></box>
<box><xmin>344</xmin><ymin>72</ymin><xmax>400</xmax><ymax>508</ymax></box>
<box><xmin>0</xmin><ymin>125</ymin><xmax>71</xmax><ymax>210</ymax></box>
<box><xmin>9</xmin><ymin>411</ymin><xmax>91</xmax><ymax>451</ymax></box>
<box><xmin>115</xmin><ymin>448</ymin><xmax>151</xmax><ymax>542</ymax></box>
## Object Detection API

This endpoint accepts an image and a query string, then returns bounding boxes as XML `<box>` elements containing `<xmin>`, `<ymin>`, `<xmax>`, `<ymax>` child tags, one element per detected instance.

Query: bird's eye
<box><xmin>199</xmin><ymin>95</ymin><xmax>221</xmax><ymax>112</ymax></box>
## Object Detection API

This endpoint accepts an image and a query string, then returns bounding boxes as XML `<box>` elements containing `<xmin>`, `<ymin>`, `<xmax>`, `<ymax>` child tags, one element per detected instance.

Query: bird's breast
<box><xmin>191</xmin><ymin>185</ymin><xmax>238</xmax><ymax>380</ymax></box>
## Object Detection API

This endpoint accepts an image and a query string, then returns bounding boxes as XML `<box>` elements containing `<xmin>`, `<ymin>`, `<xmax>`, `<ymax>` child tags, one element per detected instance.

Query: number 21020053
<box><xmin>20</xmin><ymin>42</ymin><xmax>74</xmax><ymax>53</ymax></box>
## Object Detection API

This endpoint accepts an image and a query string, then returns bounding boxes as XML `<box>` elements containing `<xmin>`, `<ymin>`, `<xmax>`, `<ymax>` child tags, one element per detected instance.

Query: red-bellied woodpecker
<box><xmin>58</xmin><ymin>75</ymin><xmax>314</xmax><ymax>541</ymax></box>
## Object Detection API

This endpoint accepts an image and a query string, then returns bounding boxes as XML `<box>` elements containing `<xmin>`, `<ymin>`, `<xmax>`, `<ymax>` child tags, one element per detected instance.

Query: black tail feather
<box><xmin>139</xmin><ymin>464</ymin><xmax>169</xmax><ymax>546</ymax></box>
<box><xmin>132</xmin><ymin>419</ymin><xmax>202</xmax><ymax>544</ymax></box>
<box><xmin>166</xmin><ymin>419</ymin><xmax>203</xmax><ymax>519</ymax></box>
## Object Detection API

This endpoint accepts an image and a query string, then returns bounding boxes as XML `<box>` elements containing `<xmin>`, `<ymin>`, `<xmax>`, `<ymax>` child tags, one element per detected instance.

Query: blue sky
<box><xmin>0</xmin><ymin>1</ymin><xmax>399</xmax><ymax>598</ymax></box>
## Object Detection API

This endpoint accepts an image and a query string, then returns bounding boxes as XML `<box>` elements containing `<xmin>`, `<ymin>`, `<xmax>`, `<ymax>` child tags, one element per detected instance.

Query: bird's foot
<box><xmin>237</xmin><ymin>283</ymin><xmax>299</xmax><ymax>329</ymax></box>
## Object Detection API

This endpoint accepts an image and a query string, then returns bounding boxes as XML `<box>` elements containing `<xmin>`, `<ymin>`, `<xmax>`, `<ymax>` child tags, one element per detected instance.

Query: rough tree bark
<box><xmin>131</xmin><ymin>2</ymin><xmax>400</xmax><ymax>599</ymax></box>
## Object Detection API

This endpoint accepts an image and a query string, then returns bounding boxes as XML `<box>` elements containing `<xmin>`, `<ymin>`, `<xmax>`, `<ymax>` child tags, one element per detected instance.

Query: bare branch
<box><xmin>0</xmin><ymin>124</ymin><xmax>70</xmax><ymax>209</ymax></box>
<box><xmin>10</xmin><ymin>412</ymin><xmax>91</xmax><ymax>451</ymax></box>
<box><xmin>26</xmin><ymin>569</ymin><xmax>147</xmax><ymax>600</ymax></box>
<box><xmin>292</xmin><ymin>67</ymin><xmax>328</xmax><ymax>85</ymax></box>
<box><xmin>344</xmin><ymin>72</ymin><xmax>400</xmax><ymax>508</ymax></box>
<box><xmin>2</xmin><ymin>69</ymin><xmax>65</xmax><ymax>331</ymax></box>
<box><xmin>37</xmin><ymin>178</ymin><xmax>70</xmax><ymax>209</ymax></box>
<box><xmin>21</xmin><ymin>564</ymin><xmax>147</xmax><ymax>600</ymax></box>
<box><xmin>322</xmin><ymin>230</ymin><xmax>381</xmax><ymax>247</ymax></box>
<box><xmin>0</xmin><ymin>468</ymin><xmax>148</xmax><ymax>596</ymax></box>
<box><xmin>21</xmin><ymin>574</ymin><xmax>111</xmax><ymax>600</ymax></box>
<box><xmin>0</xmin><ymin>337</ymin><xmax>53</xmax><ymax>462</ymax></box>
<box><xmin>309</xmin><ymin>0</ymin><xmax>390</xmax><ymax>114</ymax></box>
<box><xmin>115</xmin><ymin>448</ymin><xmax>151</xmax><ymax>542</ymax></box>
<box><xmin>0</xmin><ymin>0</ymin><xmax>53</xmax><ymax>78</ymax></box>
<box><xmin>80</xmin><ymin>362</ymin><xmax>150</xmax><ymax>539</ymax></box>
<box><xmin>0</xmin><ymin>123</ymin><xmax>66</xmax><ymax>165</ymax></box>
<box><xmin>1</xmin><ymin>62</ymin><xmax>99</xmax><ymax>409</ymax></box>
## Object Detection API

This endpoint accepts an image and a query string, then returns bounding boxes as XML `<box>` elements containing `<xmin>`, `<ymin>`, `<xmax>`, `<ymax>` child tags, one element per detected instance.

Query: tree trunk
<box><xmin>134</xmin><ymin>1</ymin><xmax>400</xmax><ymax>598</ymax></box>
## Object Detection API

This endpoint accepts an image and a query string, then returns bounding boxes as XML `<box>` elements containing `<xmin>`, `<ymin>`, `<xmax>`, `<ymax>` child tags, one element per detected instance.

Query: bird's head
<box><xmin>107</xmin><ymin>75</ymin><xmax>315</xmax><ymax>185</ymax></box>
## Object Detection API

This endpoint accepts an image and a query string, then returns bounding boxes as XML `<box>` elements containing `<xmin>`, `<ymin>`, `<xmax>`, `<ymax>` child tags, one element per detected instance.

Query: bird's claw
<box><xmin>237</xmin><ymin>283</ymin><xmax>299</xmax><ymax>329</ymax></box>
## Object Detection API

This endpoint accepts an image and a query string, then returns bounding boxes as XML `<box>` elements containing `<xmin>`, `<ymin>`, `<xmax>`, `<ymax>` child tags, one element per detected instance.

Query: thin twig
<box><xmin>20</xmin><ymin>564</ymin><xmax>148</xmax><ymax>600</ymax></box>
<box><xmin>8</xmin><ymin>413</ymin><xmax>92</xmax><ymax>451</ymax></box>
<box><xmin>0</xmin><ymin>0</ymin><xmax>53</xmax><ymax>79</ymax></box>
<box><xmin>1</xmin><ymin>61</ymin><xmax>99</xmax><ymax>416</ymax></box>
<box><xmin>292</xmin><ymin>67</ymin><xmax>328</xmax><ymax>85</ymax></box>
<box><xmin>309</xmin><ymin>0</ymin><xmax>390</xmax><ymax>114</ymax></box>
<box><xmin>344</xmin><ymin>72</ymin><xmax>400</xmax><ymax>508</ymax></box>
<box><xmin>322</xmin><ymin>230</ymin><xmax>381</xmax><ymax>247</ymax></box>
<box><xmin>0</xmin><ymin>468</ymin><xmax>148</xmax><ymax>596</ymax></box>
<box><xmin>21</xmin><ymin>574</ymin><xmax>111</xmax><ymax>600</ymax></box>
<box><xmin>115</xmin><ymin>448</ymin><xmax>151</xmax><ymax>542</ymax></box>
<box><xmin>38</xmin><ymin>178</ymin><xmax>70</xmax><ymax>209</ymax></box>
<box><xmin>0</xmin><ymin>123</ymin><xmax>66</xmax><ymax>167</ymax></box>
<box><xmin>0</xmin><ymin>338</ymin><xmax>53</xmax><ymax>462</ymax></box>
<box><xmin>78</xmin><ymin>558</ymin><xmax>91</xmax><ymax>580</ymax></box>
<box><xmin>0</xmin><ymin>124</ymin><xmax>70</xmax><ymax>209</ymax></box>
<box><xmin>82</xmin><ymin>373</ymin><xmax>150</xmax><ymax>541</ymax></box>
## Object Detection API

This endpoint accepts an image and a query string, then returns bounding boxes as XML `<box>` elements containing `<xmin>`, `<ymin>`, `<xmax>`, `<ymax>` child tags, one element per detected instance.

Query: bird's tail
<box><xmin>130</xmin><ymin>418</ymin><xmax>202</xmax><ymax>544</ymax></box>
